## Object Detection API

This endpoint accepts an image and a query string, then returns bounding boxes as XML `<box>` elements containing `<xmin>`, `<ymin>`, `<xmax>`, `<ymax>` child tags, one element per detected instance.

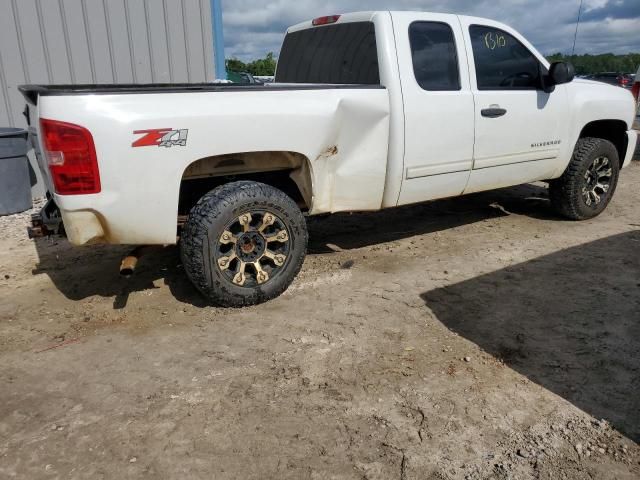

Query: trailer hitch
<box><xmin>27</xmin><ymin>198</ymin><xmax>65</xmax><ymax>238</ymax></box>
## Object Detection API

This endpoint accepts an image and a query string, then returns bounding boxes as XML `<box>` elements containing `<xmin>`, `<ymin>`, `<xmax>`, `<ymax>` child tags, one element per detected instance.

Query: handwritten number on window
<box><xmin>484</xmin><ymin>32</ymin><xmax>506</xmax><ymax>50</ymax></box>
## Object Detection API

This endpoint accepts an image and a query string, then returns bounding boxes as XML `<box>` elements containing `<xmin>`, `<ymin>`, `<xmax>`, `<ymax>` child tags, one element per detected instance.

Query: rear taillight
<box><xmin>632</xmin><ymin>82</ymin><xmax>639</xmax><ymax>102</ymax></box>
<box><xmin>39</xmin><ymin>119</ymin><xmax>100</xmax><ymax>195</ymax></box>
<box><xmin>312</xmin><ymin>15</ymin><xmax>341</xmax><ymax>26</ymax></box>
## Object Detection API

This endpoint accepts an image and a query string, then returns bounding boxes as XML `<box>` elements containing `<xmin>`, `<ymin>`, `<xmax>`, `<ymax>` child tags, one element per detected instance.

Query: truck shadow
<box><xmin>31</xmin><ymin>242</ymin><xmax>209</xmax><ymax>309</ymax></box>
<box><xmin>308</xmin><ymin>183</ymin><xmax>553</xmax><ymax>253</ymax></box>
<box><xmin>32</xmin><ymin>183</ymin><xmax>557</xmax><ymax>309</ymax></box>
<box><xmin>420</xmin><ymin>231</ymin><xmax>640</xmax><ymax>442</ymax></box>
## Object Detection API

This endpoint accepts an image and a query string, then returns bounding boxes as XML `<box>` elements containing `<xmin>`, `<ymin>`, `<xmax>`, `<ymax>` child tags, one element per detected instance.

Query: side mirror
<box><xmin>542</xmin><ymin>62</ymin><xmax>575</xmax><ymax>93</ymax></box>
<box><xmin>549</xmin><ymin>62</ymin><xmax>575</xmax><ymax>85</ymax></box>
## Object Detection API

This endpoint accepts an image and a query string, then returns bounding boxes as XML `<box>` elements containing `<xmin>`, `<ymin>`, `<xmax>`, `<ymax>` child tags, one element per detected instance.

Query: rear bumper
<box><xmin>59</xmin><ymin>210</ymin><xmax>108</xmax><ymax>245</ymax></box>
<box><xmin>622</xmin><ymin>129</ymin><xmax>638</xmax><ymax>168</ymax></box>
<box><xmin>27</xmin><ymin>198</ymin><xmax>108</xmax><ymax>245</ymax></box>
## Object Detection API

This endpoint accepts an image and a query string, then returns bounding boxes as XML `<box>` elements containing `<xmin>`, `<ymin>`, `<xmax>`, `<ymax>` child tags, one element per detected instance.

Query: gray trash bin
<box><xmin>0</xmin><ymin>128</ymin><xmax>32</xmax><ymax>215</ymax></box>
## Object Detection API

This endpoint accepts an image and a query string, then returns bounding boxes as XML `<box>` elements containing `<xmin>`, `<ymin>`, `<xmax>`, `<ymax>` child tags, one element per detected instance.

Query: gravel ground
<box><xmin>1</xmin><ymin>161</ymin><xmax>639</xmax><ymax>479</ymax></box>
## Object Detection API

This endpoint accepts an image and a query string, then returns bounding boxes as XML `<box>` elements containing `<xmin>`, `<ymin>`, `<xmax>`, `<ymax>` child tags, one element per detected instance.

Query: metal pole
<box><xmin>211</xmin><ymin>0</ymin><xmax>226</xmax><ymax>80</ymax></box>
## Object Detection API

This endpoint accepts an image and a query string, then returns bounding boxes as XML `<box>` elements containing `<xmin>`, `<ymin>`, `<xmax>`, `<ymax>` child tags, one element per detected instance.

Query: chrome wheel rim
<box><xmin>215</xmin><ymin>211</ymin><xmax>290</xmax><ymax>287</ymax></box>
<box><xmin>582</xmin><ymin>156</ymin><xmax>612</xmax><ymax>206</ymax></box>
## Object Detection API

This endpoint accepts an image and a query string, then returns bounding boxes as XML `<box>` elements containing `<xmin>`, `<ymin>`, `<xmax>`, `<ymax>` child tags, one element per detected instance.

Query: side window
<box><xmin>469</xmin><ymin>25</ymin><xmax>542</xmax><ymax>90</ymax></box>
<box><xmin>409</xmin><ymin>22</ymin><xmax>460</xmax><ymax>91</ymax></box>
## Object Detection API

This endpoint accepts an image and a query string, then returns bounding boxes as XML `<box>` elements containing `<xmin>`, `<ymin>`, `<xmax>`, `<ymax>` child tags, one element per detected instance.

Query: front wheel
<box><xmin>180</xmin><ymin>181</ymin><xmax>308</xmax><ymax>307</ymax></box>
<box><xmin>549</xmin><ymin>137</ymin><xmax>620</xmax><ymax>220</ymax></box>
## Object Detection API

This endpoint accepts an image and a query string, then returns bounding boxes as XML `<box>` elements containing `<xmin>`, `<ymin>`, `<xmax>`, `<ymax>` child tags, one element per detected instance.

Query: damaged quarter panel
<box><xmin>37</xmin><ymin>88</ymin><xmax>390</xmax><ymax>245</ymax></box>
<box><xmin>309</xmin><ymin>95</ymin><xmax>390</xmax><ymax>213</ymax></box>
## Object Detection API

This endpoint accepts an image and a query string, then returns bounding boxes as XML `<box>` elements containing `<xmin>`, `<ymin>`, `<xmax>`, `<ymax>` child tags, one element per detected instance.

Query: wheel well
<box><xmin>178</xmin><ymin>151</ymin><xmax>313</xmax><ymax>219</ymax></box>
<box><xmin>579</xmin><ymin>120</ymin><xmax>628</xmax><ymax>161</ymax></box>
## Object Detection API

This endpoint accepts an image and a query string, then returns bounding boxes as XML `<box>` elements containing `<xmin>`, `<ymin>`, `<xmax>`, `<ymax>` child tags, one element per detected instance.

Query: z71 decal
<box><xmin>132</xmin><ymin>128</ymin><xmax>188</xmax><ymax>148</ymax></box>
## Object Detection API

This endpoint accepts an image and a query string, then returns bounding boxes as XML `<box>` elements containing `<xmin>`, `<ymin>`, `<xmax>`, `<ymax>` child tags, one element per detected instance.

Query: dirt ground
<box><xmin>2</xmin><ymin>158</ymin><xmax>640</xmax><ymax>479</ymax></box>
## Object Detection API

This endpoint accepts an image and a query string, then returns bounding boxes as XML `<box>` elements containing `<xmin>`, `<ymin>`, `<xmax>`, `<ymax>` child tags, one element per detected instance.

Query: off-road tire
<box><xmin>549</xmin><ymin>137</ymin><xmax>620</xmax><ymax>220</ymax></box>
<box><xmin>180</xmin><ymin>181</ymin><xmax>307</xmax><ymax>307</ymax></box>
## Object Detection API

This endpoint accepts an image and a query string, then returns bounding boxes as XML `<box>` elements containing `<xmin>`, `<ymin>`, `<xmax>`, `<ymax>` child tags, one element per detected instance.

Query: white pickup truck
<box><xmin>21</xmin><ymin>11</ymin><xmax>638</xmax><ymax>307</ymax></box>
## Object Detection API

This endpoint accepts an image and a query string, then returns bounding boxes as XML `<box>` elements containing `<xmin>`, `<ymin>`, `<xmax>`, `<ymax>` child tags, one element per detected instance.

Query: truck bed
<box><xmin>26</xmin><ymin>81</ymin><xmax>391</xmax><ymax>245</ymax></box>
<box><xmin>19</xmin><ymin>83</ymin><xmax>384</xmax><ymax>105</ymax></box>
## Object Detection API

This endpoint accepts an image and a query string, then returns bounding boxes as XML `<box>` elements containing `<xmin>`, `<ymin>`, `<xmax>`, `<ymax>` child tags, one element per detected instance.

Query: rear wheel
<box><xmin>549</xmin><ymin>137</ymin><xmax>620</xmax><ymax>220</ymax></box>
<box><xmin>180</xmin><ymin>181</ymin><xmax>307</xmax><ymax>307</ymax></box>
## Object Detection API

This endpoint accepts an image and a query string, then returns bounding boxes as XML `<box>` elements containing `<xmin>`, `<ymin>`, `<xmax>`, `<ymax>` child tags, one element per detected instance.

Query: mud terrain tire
<box><xmin>549</xmin><ymin>137</ymin><xmax>620</xmax><ymax>220</ymax></box>
<box><xmin>181</xmin><ymin>181</ymin><xmax>307</xmax><ymax>307</ymax></box>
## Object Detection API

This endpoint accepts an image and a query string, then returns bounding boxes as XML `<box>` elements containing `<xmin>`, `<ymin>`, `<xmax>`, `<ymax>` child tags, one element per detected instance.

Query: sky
<box><xmin>221</xmin><ymin>0</ymin><xmax>640</xmax><ymax>61</ymax></box>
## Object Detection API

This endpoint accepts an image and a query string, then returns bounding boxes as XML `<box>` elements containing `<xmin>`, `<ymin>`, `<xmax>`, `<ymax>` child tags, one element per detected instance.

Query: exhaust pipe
<box><xmin>120</xmin><ymin>247</ymin><xmax>145</xmax><ymax>277</ymax></box>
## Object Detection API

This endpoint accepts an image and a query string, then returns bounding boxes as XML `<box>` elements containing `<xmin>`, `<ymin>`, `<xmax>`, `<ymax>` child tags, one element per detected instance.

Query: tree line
<box><xmin>227</xmin><ymin>52</ymin><xmax>640</xmax><ymax>77</ymax></box>
<box><xmin>226</xmin><ymin>53</ymin><xmax>277</xmax><ymax>76</ymax></box>
<box><xmin>546</xmin><ymin>53</ymin><xmax>639</xmax><ymax>75</ymax></box>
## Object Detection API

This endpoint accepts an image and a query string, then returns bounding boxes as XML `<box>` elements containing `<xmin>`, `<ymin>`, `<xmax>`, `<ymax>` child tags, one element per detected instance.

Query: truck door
<box><xmin>459</xmin><ymin>18</ymin><xmax>569</xmax><ymax>193</ymax></box>
<box><xmin>391</xmin><ymin>12</ymin><xmax>475</xmax><ymax>206</ymax></box>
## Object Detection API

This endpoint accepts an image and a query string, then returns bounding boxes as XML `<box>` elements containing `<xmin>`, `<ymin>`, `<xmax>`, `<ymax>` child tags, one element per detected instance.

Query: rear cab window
<box><xmin>409</xmin><ymin>21</ymin><xmax>461</xmax><ymax>91</ymax></box>
<box><xmin>469</xmin><ymin>25</ymin><xmax>544</xmax><ymax>90</ymax></box>
<box><xmin>275</xmin><ymin>22</ymin><xmax>380</xmax><ymax>84</ymax></box>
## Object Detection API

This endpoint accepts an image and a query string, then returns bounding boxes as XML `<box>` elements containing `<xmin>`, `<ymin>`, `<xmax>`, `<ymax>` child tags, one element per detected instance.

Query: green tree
<box><xmin>246</xmin><ymin>52</ymin><xmax>277</xmax><ymax>76</ymax></box>
<box><xmin>546</xmin><ymin>52</ymin><xmax>640</xmax><ymax>75</ymax></box>
<box><xmin>225</xmin><ymin>57</ymin><xmax>247</xmax><ymax>73</ymax></box>
<box><xmin>226</xmin><ymin>53</ymin><xmax>277</xmax><ymax>76</ymax></box>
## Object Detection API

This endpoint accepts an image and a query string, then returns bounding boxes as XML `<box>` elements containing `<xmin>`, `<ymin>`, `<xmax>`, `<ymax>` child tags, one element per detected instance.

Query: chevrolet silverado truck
<box><xmin>21</xmin><ymin>11</ymin><xmax>638</xmax><ymax>307</ymax></box>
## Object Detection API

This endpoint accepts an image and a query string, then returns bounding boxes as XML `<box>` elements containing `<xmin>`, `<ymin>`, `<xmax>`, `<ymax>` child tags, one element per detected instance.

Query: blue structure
<box><xmin>211</xmin><ymin>0</ymin><xmax>227</xmax><ymax>79</ymax></box>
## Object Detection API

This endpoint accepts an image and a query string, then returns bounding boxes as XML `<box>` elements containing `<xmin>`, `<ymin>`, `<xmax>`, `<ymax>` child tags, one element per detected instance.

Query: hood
<box><xmin>573</xmin><ymin>78</ymin><xmax>618</xmax><ymax>88</ymax></box>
